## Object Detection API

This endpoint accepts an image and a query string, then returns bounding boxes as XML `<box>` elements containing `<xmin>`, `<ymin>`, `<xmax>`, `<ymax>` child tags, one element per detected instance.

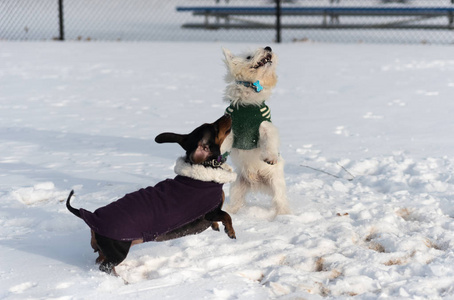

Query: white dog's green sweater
<box><xmin>225</xmin><ymin>103</ymin><xmax>271</xmax><ymax>150</ymax></box>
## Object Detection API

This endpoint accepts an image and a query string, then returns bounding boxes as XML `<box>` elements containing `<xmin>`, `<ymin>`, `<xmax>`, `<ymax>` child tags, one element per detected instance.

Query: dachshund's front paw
<box><xmin>211</xmin><ymin>222</ymin><xmax>220</xmax><ymax>232</ymax></box>
<box><xmin>224</xmin><ymin>226</ymin><xmax>236</xmax><ymax>239</ymax></box>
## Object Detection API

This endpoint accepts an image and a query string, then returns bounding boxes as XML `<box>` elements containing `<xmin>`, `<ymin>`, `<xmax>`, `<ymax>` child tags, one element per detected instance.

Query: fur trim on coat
<box><xmin>174</xmin><ymin>157</ymin><xmax>237</xmax><ymax>184</ymax></box>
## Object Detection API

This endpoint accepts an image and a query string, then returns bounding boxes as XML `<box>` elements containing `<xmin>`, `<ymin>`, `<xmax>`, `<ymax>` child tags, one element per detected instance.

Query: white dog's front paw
<box><xmin>262</xmin><ymin>153</ymin><xmax>279</xmax><ymax>165</ymax></box>
<box><xmin>264</xmin><ymin>158</ymin><xmax>277</xmax><ymax>165</ymax></box>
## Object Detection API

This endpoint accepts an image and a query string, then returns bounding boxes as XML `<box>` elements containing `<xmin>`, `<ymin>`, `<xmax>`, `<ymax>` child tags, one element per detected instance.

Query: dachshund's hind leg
<box><xmin>94</xmin><ymin>233</ymin><xmax>132</xmax><ymax>276</ymax></box>
<box><xmin>90</xmin><ymin>230</ymin><xmax>106</xmax><ymax>264</ymax></box>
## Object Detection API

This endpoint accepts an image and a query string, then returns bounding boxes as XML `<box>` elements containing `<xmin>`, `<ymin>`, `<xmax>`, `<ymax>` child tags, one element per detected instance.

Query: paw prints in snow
<box><xmin>9</xmin><ymin>282</ymin><xmax>37</xmax><ymax>294</ymax></box>
<box><xmin>363</xmin><ymin>112</ymin><xmax>384</xmax><ymax>119</ymax></box>
<box><xmin>334</xmin><ymin>126</ymin><xmax>350</xmax><ymax>136</ymax></box>
<box><xmin>388</xmin><ymin>99</ymin><xmax>406</xmax><ymax>107</ymax></box>
<box><xmin>416</xmin><ymin>90</ymin><xmax>440</xmax><ymax>96</ymax></box>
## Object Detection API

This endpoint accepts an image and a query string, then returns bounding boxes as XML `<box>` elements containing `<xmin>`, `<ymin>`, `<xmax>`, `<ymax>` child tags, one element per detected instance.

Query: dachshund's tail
<box><xmin>66</xmin><ymin>190</ymin><xmax>81</xmax><ymax>218</ymax></box>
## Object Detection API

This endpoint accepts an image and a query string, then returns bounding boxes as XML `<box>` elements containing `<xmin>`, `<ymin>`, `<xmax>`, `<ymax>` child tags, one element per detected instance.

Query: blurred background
<box><xmin>1</xmin><ymin>0</ymin><xmax>453</xmax><ymax>44</ymax></box>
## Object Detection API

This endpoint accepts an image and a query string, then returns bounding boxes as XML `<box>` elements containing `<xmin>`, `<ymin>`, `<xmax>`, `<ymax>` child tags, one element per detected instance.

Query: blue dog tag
<box><xmin>253</xmin><ymin>80</ymin><xmax>263</xmax><ymax>92</ymax></box>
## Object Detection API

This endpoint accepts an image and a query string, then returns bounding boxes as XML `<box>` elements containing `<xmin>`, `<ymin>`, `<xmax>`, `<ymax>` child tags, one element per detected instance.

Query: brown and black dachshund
<box><xmin>66</xmin><ymin>115</ymin><xmax>235</xmax><ymax>275</ymax></box>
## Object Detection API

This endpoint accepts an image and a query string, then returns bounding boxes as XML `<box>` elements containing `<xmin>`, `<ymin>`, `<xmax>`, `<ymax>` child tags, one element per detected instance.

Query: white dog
<box><xmin>222</xmin><ymin>46</ymin><xmax>290</xmax><ymax>215</ymax></box>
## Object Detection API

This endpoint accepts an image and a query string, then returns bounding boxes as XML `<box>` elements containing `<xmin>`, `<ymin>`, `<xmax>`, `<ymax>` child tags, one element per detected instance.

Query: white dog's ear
<box><xmin>222</xmin><ymin>48</ymin><xmax>234</xmax><ymax>64</ymax></box>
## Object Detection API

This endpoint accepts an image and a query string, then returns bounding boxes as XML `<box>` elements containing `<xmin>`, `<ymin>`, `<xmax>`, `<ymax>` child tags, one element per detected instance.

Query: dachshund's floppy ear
<box><xmin>155</xmin><ymin>133</ymin><xmax>188</xmax><ymax>150</ymax></box>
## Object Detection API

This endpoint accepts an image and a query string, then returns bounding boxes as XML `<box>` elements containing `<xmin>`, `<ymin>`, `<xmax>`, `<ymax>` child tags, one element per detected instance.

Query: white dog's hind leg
<box><xmin>228</xmin><ymin>175</ymin><xmax>249</xmax><ymax>213</ymax></box>
<box><xmin>269</xmin><ymin>163</ymin><xmax>291</xmax><ymax>215</ymax></box>
<box><xmin>259</xmin><ymin>122</ymin><xmax>280</xmax><ymax>165</ymax></box>
<box><xmin>258</xmin><ymin>121</ymin><xmax>290</xmax><ymax>214</ymax></box>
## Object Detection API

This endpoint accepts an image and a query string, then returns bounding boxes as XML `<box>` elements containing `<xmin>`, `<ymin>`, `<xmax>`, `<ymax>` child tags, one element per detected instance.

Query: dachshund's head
<box><xmin>155</xmin><ymin>115</ymin><xmax>232</xmax><ymax>166</ymax></box>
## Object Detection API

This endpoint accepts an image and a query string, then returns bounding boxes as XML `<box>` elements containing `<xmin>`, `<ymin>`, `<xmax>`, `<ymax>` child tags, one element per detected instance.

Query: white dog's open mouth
<box><xmin>253</xmin><ymin>53</ymin><xmax>272</xmax><ymax>69</ymax></box>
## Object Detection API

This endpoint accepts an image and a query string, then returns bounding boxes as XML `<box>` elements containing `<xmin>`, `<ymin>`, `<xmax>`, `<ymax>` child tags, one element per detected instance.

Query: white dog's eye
<box><xmin>246</xmin><ymin>56</ymin><xmax>252</xmax><ymax>60</ymax></box>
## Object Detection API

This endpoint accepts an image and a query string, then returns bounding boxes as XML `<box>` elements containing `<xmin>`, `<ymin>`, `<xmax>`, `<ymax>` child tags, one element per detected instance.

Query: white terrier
<box><xmin>222</xmin><ymin>46</ymin><xmax>290</xmax><ymax>215</ymax></box>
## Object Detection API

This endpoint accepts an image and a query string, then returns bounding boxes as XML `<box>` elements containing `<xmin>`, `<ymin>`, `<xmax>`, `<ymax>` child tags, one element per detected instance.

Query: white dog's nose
<box><xmin>264</xmin><ymin>46</ymin><xmax>272</xmax><ymax>52</ymax></box>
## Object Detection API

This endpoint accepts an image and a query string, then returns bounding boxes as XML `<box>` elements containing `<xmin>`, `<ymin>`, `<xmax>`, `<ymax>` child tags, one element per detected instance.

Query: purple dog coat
<box><xmin>78</xmin><ymin>157</ymin><xmax>237</xmax><ymax>242</ymax></box>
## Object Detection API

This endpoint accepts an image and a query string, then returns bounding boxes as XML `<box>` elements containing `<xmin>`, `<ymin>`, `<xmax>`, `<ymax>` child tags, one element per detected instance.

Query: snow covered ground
<box><xmin>1</xmin><ymin>41</ymin><xmax>454</xmax><ymax>299</ymax></box>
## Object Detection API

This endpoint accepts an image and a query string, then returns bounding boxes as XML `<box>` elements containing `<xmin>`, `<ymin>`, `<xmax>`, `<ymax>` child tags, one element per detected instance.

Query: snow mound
<box><xmin>11</xmin><ymin>182</ymin><xmax>68</xmax><ymax>205</ymax></box>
